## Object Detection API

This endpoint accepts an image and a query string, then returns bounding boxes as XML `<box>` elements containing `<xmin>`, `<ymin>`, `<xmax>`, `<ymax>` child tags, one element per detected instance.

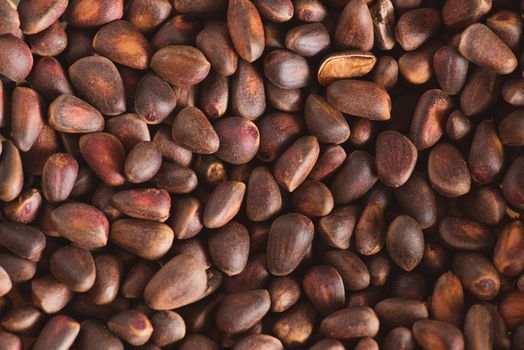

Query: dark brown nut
<box><xmin>224</xmin><ymin>253</ymin><xmax>269</xmax><ymax>292</ymax></box>
<box><xmin>214</xmin><ymin>117</ymin><xmax>260</xmax><ymax>165</ymax></box>
<box><xmin>327</xmin><ymin>80</ymin><xmax>391</xmax><ymax>120</ymax></box>
<box><xmin>386</xmin><ymin>216</ymin><xmax>424</xmax><ymax>271</ymax></box>
<box><xmin>154</xmin><ymin>162</ymin><xmax>198</xmax><ymax>194</ymax></box>
<box><xmin>150</xmin><ymin>45</ymin><xmax>210</xmax><ymax>87</ymax></box>
<box><xmin>264</xmin><ymin>21</ymin><xmax>285</xmax><ymax>49</ymax></box>
<box><xmin>42</xmin><ymin>153</ymin><xmax>78</xmax><ymax>203</ymax></box>
<box><xmin>431</xmin><ymin>271</ymin><xmax>464</xmax><ymax>326</ymax></box>
<box><xmin>355</xmin><ymin>202</ymin><xmax>385</xmax><ymax>256</ymax></box>
<box><xmin>264</xmin><ymin>49</ymin><xmax>311</xmax><ymax>89</ymax></box>
<box><xmin>91</xmin><ymin>185</ymin><xmax>122</xmax><ymax>222</ymax></box>
<box><xmin>153</xmin><ymin>126</ymin><xmax>192</xmax><ymax>166</ymax></box>
<box><xmin>63</xmin><ymin>27</ymin><xmax>95</xmax><ymax>63</ymax></box>
<box><xmin>0</xmin><ymin>141</ymin><xmax>23</xmax><ymax>202</ymax></box>
<box><xmin>331</xmin><ymin>150</ymin><xmax>378</xmax><ymax>204</ymax></box>
<box><xmin>355</xmin><ymin>337</ymin><xmax>378</xmax><ymax>350</ymax></box>
<box><xmin>88</xmin><ymin>254</ymin><xmax>122</xmax><ymax>305</ymax></box>
<box><xmin>80</xmin><ymin>132</ymin><xmax>126</xmax><ymax>187</ymax></box>
<box><xmin>152</xmin><ymin>14</ymin><xmax>201</xmax><ymax>49</ymax></box>
<box><xmin>499</xmin><ymin>291</ymin><xmax>524</xmax><ymax>329</ymax></box>
<box><xmin>304</xmin><ymin>94</ymin><xmax>350</xmax><ymax>145</ymax></box>
<box><xmin>49</xmin><ymin>95</ymin><xmax>104</xmax><ymax>134</ymax></box>
<box><xmin>370</xmin><ymin>55</ymin><xmax>398</xmax><ymax>90</ymax></box>
<box><xmin>11</xmin><ymin>87</ymin><xmax>44</xmax><ymax>152</ymax></box>
<box><xmin>151</xmin><ymin>311</ymin><xmax>185</xmax><ymax>347</ymax></box>
<box><xmin>412</xmin><ymin>319</ymin><xmax>464</xmax><ymax>350</ymax></box>
<box><xmin>69</xmin><ymin>56</ymin><xmax>125</xmax><ymax>115</ymax></box>
<box><xmin>106</xmin><ymin>113</ymin><xmax>150</xmax><ymax>152</ymax></box>
<box><xmin>231</xmin><ymin>59</ymin><xmax>266</xmax><ymax>120</ymax></box>
<box><xmin>108</xmin><ymin>310</ymin><xmax>152</xmax><ymax>346</ymax></box>
<box><xmin>428</xmin><ymin>143</ymin><xmax>471</xmax><ymax>197</ymax></box>
<box><xmin>269</xmin><ymin>276</ymin><xmax>301</xmax><ymax>312</ymax></box>
<box><xmin>124</xmin><ymin>141</ymin><xmax>162</xmax><ymax>184</ymax></box>
<box><xmin>216</xmin><ymin>289</ymin><xmax>270</xmax><ymax>335</ymax></box>
<box><xmin>503</xmin><ymin>154</ymin><xmax>524</xmax><ymax>209</ymax></box>
<box><xmin>364</xmin><ymin>182</ymin><xmax>393</xmax><ymax>210</ymax></box>
<box><xmin>203</xmin><ymin>181</ymin><xmax>245</xmax><ymax>228</ymax></box>
<box><xmin>69</xmin><ymin>295</ymin><xmax>130</xmax><ymax>321</ymax></box>
<box><xmin>31</xmin><ymin>275</ymin><xmax>73</xmax><ymax>313</ymax></box>
<box><xmin>294</xmin><ymin>0</ymin><xmax>327</xmax><ymax>23</ymax></box>
<box><xmin>463</xmin><ymin>304</ymin><xmax>493</xmax><ymax>350</ymax></box>
<box><xmin>398</xmin><ymin>41</ymin><xmax>442</xmax><ymax>85</ymax></box>
<box><xmin>370</xmin><ymin>0</ymin><xmax>395</xmax><ymax>50</ymax></box>
<box><xmin>499</xmin><ymin>109</ymin><xmax>524</xmax><ymax>146</ymax></box>
<box><xmin>272</xmin><ymin>303</ymin><xmax>316</xmax><ymax>347</ymax></box>
<box><xmin>374</xmin><ymin>298</ymin><xmax>428</xmax><ymax>327</ymax></box>
<box><xmin>208</xmin><ymin>221</ymin><xmax>250</xmax><ymax>276</ymax></box>
<box><xmin>375</xmin><ymin>130</ymin><xmax>417</xmax><ymax>187</ymax></box>
<box><xmin>0</xmin><ymin>35</ymin><xmax>33</xmax><ymax>82</ymax></box>
<box><xmin>0</xmin><ymin>222</ymin><xmax>45</xmax><ymax>262</ymax></box>
<box><xmin>122</xmin><ymin>260</ymin><xmax>159</xmax><ymax>299</ymax></box>
<box><xmin>383</xmin><ymin>327</ymin><xmax>415</xmax><ymax>350</ymax></box>
<box><xmin>172</xmin><ymin>107</ymin><xmax>219</xmax><ymax>154</ymax></box>
<box><xmin>410</xmin><ymin>89</ymin><xmax>453</xmax><ymax>150</ymax></box>
<box><xmin>50</xmin><ymin>202</ymin><xmax>109</xmax><ymax>249</ymax></box>
<box><xmin>145</xmin><ymin>253</ymin><xmax>207</xmax><ymax>310</ymax></box>
<box><xmin>200</xmin><ymin>71</ymin><xmax>229</xmax><ymax>118</ymax></box>
<box><xmin>254</xmin><ymin>0</ymin><xmax>293</xmax><ymax>22</ymax></box>
<box><xmin>323</xmin><ymin>250</ymin><xmax>370</xmax><ymax>291</ymax></box>
<box><xmin>367</xmin><ymin>254</ymin><xmax>390</xmax><ymax>287</ymax></box>
<box><xmin>173</xmin><ymin>0</ymin><xmax>226</xmax><ymax>17</ymax></box>
<box><xmin>112</xmin><ymin>188</ymin><xmax>170</xmax><ymax>222</ymax></box>
<box><xmin>27</xmin><ymin>21</ymin><xmax>67</xmax><ymax>57</ymax></box>
<box><xmin>391</xmin><ymin>272</ymin><xmax>427</xmax><ymax>300</ymax></box>
<box><xmin>246</xmin><ymin>166</ymin><xmax>282</xmax><ymax>222</ymax></box>
<box><xmin>439</xmin><ymin>216</ymin><xmax>493</xmax><ymax>251</ymax></box>
<box><xmin>170</xmin><ymin>196</ymin><xmax>203</xmax><ymax>239</ymax></box>
<box><xmin>266</xmin><ymin>82</ymin><xmax>302</xmax><ymax>112</ymax></box>
<box><xmin>493</xmin><ymin>221</ymin><xmax>524</xmax><ymax>276</ymax></box>
<box><xmin>285</xmin><ymin>23</ymin><xmax>329</xmax><ymax>57</ymax></box>
<box><xmin>274</xmin><ymin>137</ymin><xmax>319</xmax><ymax>192</ymax></box>
<box><xmin>172</xmin><ymin>238</ymin><xmax>212</xmax><ymax>270</ymax></box>
<box><xmin>227</xmin><ymin>0</ymin><xmax>265</xmax><ymax>62</ymax></box>
<box><xmin>469</xmin><ymin>120</ymin><xmax>504</xmax><ymax>184</ymax></box>
<box><xmin>110</xmin><ymin>219</ymin><xmax>174</xmax><ymax>260</ymax></box>
<box><xmin>50</xmin><ymin>245</ymin><xmax>96</xmax><ymax>292</ymax></box>
<box><xmin>442</xmin><ymin>0</ymin><xmax>491</xmax><ymax>30</ymax></box>
<box><xmin>66</xmin><ymin>0</ymin><xmax>123</xmax><ymax>28</ymax></box>
<box><xmin>458</xmin><ymin>23</ymin><xmax>517</xmax><ymax>75</ymax></box>
<box><xmin>196</xmin><ymin>21</ymin><xmax>238</xmax><ymax>76</ymax></box>
<box><xmin>487</xmin><ymin>10</ymin><xmax>523</xmax><ymax>50</ymax></box>
<box><xmin>266</xmin><ymin>213</ymin><xmax>314</xmax><ymax>276</ymax></box>
<box><xmin>3</xmin><ymin>188</ymin><xmax>42</xmax><ymax>224</ymax></box>
<box><xmin>134</xmin><ymin>73</ymin><xmax>176</xmax><ymax>124</ymax></box>
<box><xmin>394</xmin><ymin>172</ymin><xmax>437</xmax><ymax>229</ymax></box>
<box><xmin>452</xmin><ymin>253</ymin><xmax>500</xmax><ymax>301</ymax></box>
<box><xmin>310</xmin><ymin>145</ymin><xmax>346</xmax><ymax>181</ymax></box>
<box><xmin>433</xmin><ymin>45</ymin><xmax>469</xmax><ymax>95</ymax></box>
<box><xmin>292</xmin><ymin>179</ymin><xmax>334</xmax><ymax>217</ymax></box>
<box><xmin>396</xmin><ymin>8</ymin><xmax>441</xmax><ymax>52</ymax></box>
<box><xmin>502</xmin><ymin>78</ymin><xmax>524</xmax><ymax>107</ymax></box>
<box><xmin>334</xmin><ymin>0</ymin><xmax>373</xmax><ymax>50</ymax></box>
<box><xmin>179</xmin><ymin>333</ymin><xmax>218</xmax><ymax>350</ymax></box>
<box><xmin>76</xmin><ymin>320</ymin><xmax>124</xmax><ymax>350</ymax></box>
<box><xmin>320</xmin><ymin>306</ymin><xmax>379</xmax><ymax>340</ymax></box>
<box><xmin>234</xmin><ymin>334</ymin><xmax>283</xmax><ymax>350</ymax></box>
<box><xmin>127</xmin><ymin>0</ymin><xmax>171</xmax><ymax>33</ymax></box>
<box><xmin>459</xmin><ymin>186</ymin><xmax>506</xmax><ymax>225</ymax></box>
<box><xmin>257</xmin><ymin>113</ymin><xmax>304</xmax><ymax>163</ymax></box>
<box><xmin>445</xmin><ymin>110</ymin><xmax>471</xmax><ymax>141</ymax></box>
<box><xmin>309</xmin><ymin>338</ymin><xmax>345</xmax><ymax>350</ymax></box>
<box><xmin>33</xmin><ymin>316</ymin><xmax>80</xmax><ymax>350</ymax></box>
<box><xmin>0</xmin><ymin>0</ymin><xmax>19</xmax><ymax>35</ymax></box>
<box><xmin>460</xmin><ymin>67</ymin><xmax>501</xmax><ymax>117</ymax></box>
<box><xmin>0</xmin><ymin>331</ymin><xmax>21</xmax><ymax>350</ymax></box>
<box><xmin>93</xmin><ymin>20</ymin><xmax>151</xmax><ymax>70</ymax></box>
<box><xmin>303</xmin><ymin>265</ymin><xmax>345</xmax><ymax>315</ymax></box>
<box><xmin>17</xmin><ymin>0</ymin><xmax>66</xmax><ymax>35</ymax></box>
<box><xmin>318</xmin><ymin>206</ymin><xmax>360</xmax><ymax>249</ymax></box>
<box><xmin>0</xmin><ymin>251</ymin><xmax>35</xmax><ymax>283</ymax></box>
<box><xmin>0</xmin><ymin>266</ymin><xmax>11</xmax><ymax>297</ymax></box>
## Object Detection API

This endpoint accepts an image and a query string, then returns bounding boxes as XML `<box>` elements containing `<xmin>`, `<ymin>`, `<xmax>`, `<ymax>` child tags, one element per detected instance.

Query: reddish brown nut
<box><xmin>494</xmin><ymin>221</ymin><xmax>524</xmax><ymax>276</ymax></box>
<box><xmin>438</xmin><ymin>216</ymin><xmax>493</xmax><ymax>251</ymax></box>
<box><xmin>151</xmin><ymin>45</ymin><xmax>210</xmax><ymax>87</ymax></box>
<box><xmin>31</xmin><ymin>275</ymin><xmax>73</xmax><ymax>314</ymax></box>
<box><xmin>285</xmin><ymin>23</ymin><xmax>330</xmax><ymax>57</ymax></box>
<box><xmin>124</xmin><ymin>141</ymin><xmax>162</xmax><ymax>184</ymax></box>
<box><xmin>0</xmin><ymin>35</ymin><xmax>33</xmax><ymax>82</ymax></box>
<box><xmin>0</xmin><ymin>141</ymin><xmax>23</xmax><ymax>202</ymax></box>
<box><xmin>395</xmin><ymin>8</ymin><xmax>441</xmax><ymax>51</ymax></box>
<box><xmin>10</xmin><ymin>87</ymin><xmax>44</xmax><ymax>152</ymax></box>
<box><xmin>49</xmin><ymin>95</ymin><xmax>105</xmax><ymax>134</ymax></box>
<box><xmin>323</xmin><ymin>250</ymin><xmax>370</xmax><ymax>291</ymax></box>
<box><xmin>317</xmin><ymin>50</ymin><xmax>376</xmax><ymax>86</ymax></box>
<box><xmin>203</xmin><ymin>181</ymin><xmax>245</xmax><ymax>229</ymax></box>
<box><xmin>172</xmin><ymin>106</ymin><xmax>219</xmax><ymax>154</ymax></box>
<box><xmin>42</xmin><ymin>153</ymin><xmax>79</xmax><ymax>203</ymax></box>
<box><xmin>272</xmin><ymin>303</ymin><xmax>316</xmax><ymax>347</ymax></box>
<box><xmin>0</xmin><ymin>222</ymin><xmax>45</xmax><ymax>262</ymax></box>
<box><xmin>374</xmin><ymin>298</ymin><xmax>428</xmax><ymax>327</ymax></box>
<box><xmin>107</xmin><ymin>310</ymin><xmax>153</xmax><ymax>346</ymax></box>
<box><xmin>214</xmin><ymin>116</ymin><xmax>260</xmax><ymax>165</ymax></box>
<box><xmin>264</xmin><ymin>49</ymin><xmax>311</xmax><ymax>89</ymax></box>
<box><xmin>433</xmin><ymin>45</ymin><xmax>469</xmax><ymax>95</ymax></box>
<box><xmin>66</xmin><ymin>0</ymin><xmax>124</xmax><ymax>28</ymax></box>
<box><xmin>412</xmin><ymin>319</ymin><xmax>464</xmax><ymax>350</ymax></box>
<box><xmin>32</xmin><ymin>316</ymin><xmax>80</xmax><ymax>350</ymax></box>
<box><xmin>375</xmin><ymin>131</ymin><xmax>417</xmax><ymax>187</ymax></box>
<box><xmin>320</xmin><ymin>306</ymin><xmax>379</xmax><ymax>340</ymax></box>
<box><xmin>50</xmin><ymin>245</ymin><xmax>96</xmax><ymax>292</ymax></box>
<box><xmin>304</xmin><ymin>94</ymin><xmax>350</xmax><ymax>145</ymax></box>
<box><xmin>386</xmin><ymin>215</ymin><xmax>424</xmax><ymax>271</ymax></box>
<box><xmin>257</xmin><ymin>113</ymin><xmax>304</xmax><ymax>163</ymax></box>
<box><xmin>319</xmin><ymin>205</ymin><xmax>359</xmax><ymax>249</ymax></box>
<box><xmin>196</xmin><ymin>21</ymin><xmax>238</xmax><ymax>76</ymax></box>
<box><xmin>428</xmin><ymin>143</ymin><xmax>471</xmax><ymax>197</ymax></box>
<box><xmin>499</xmin><ymin>110</ymin><xmax>524</xmax><ymax>146</ymax></box>
<box><xmin>231</xmin><ymin>59</ymin><xmax>266</xmax><ymax>120</ymax></box>
<box><xmin>134</xmin><ymin>73</ymin><xmax>177</xmax><ymax>125</ymax></box>
<box><xmin>355</xmin><ymin>202</ymin><xmax>385</xmax><ymax>256</ymax></box>
<box><xmin>334</xmin><ymin>0</ymin><xmax>374</xmax><ymax>50</ymax></box>
<box><xmin>76</xmin><ymin>320</ymin><xmax>124</xmax><ymax>350</ymax></box>
<box><xmin>442</xmin><ymin>0</ymin><xmax>491</xmax><ymax>30</ymax></box>
<box><xmin>398</xmin><ymin>41</ymin><xmax>442</xmax><ymax>85</ymax></box>
<box><xmin>88</xmin><ymin>254</ymin><xmax>122</xmax><ymax>305</ymax></box>
<box><xmin>112</xmin><ymin>188</ymin><xmax>170</xmax><ymax>222</ymax></box>
<box><xmin>208</xmin><ymin>221</ymin><xmax>250</xmax><ymax>276</ymax></box>
<box><xmin>27</xmin><ymin>21</ymin><xmax>68</xmax><ymax>57</ymax></box>
<box><xmin>0</xmin><ymin>0</ymin><xmax>19</xmax><ymax>35</ymax></box>
<box><xmin>2</xmin><ymin>188</ymin><xmax>42</xmax><ymax>224</ymax></box>
<box><xmin>303</xmin><ymin>265</ymin><xmax>345</xmax><ymax>315</ymax></box>
<box><xmin>431</xmin><ymin>271</ymin><xmax>464</xmax><ymax>327</ymax></box>
<box><xmin>269</xmin><ymin>276</ymin><xmax>301</xmax><ymax>312</ymax></box>
<box><xmin>227</xmin><ymin>0</ymin><xmax>265</xmax><ymax>62</ymax></box>
<box><xmin>452</xmin><ymin>253</ymin><xmax>500</xmax><ymax>301</ymax></box>
<box><xmin>216</xmin><ymin>289</ymin><xmax>270</xmax><ymax>335</ymax></box>
<box><xmin>151</xmin><ymin>311</ymin><xmax>186</xmax><ymax>347</ymax></box>
<box><xmin>460</xmin><ymin>67</ymin><xmax>501</xmax><ymax>117</ymax></box>
<box><xmin>246</xmin><ymin>166</ymin><xmax>282</xmax><ymax>222</ymax></box>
